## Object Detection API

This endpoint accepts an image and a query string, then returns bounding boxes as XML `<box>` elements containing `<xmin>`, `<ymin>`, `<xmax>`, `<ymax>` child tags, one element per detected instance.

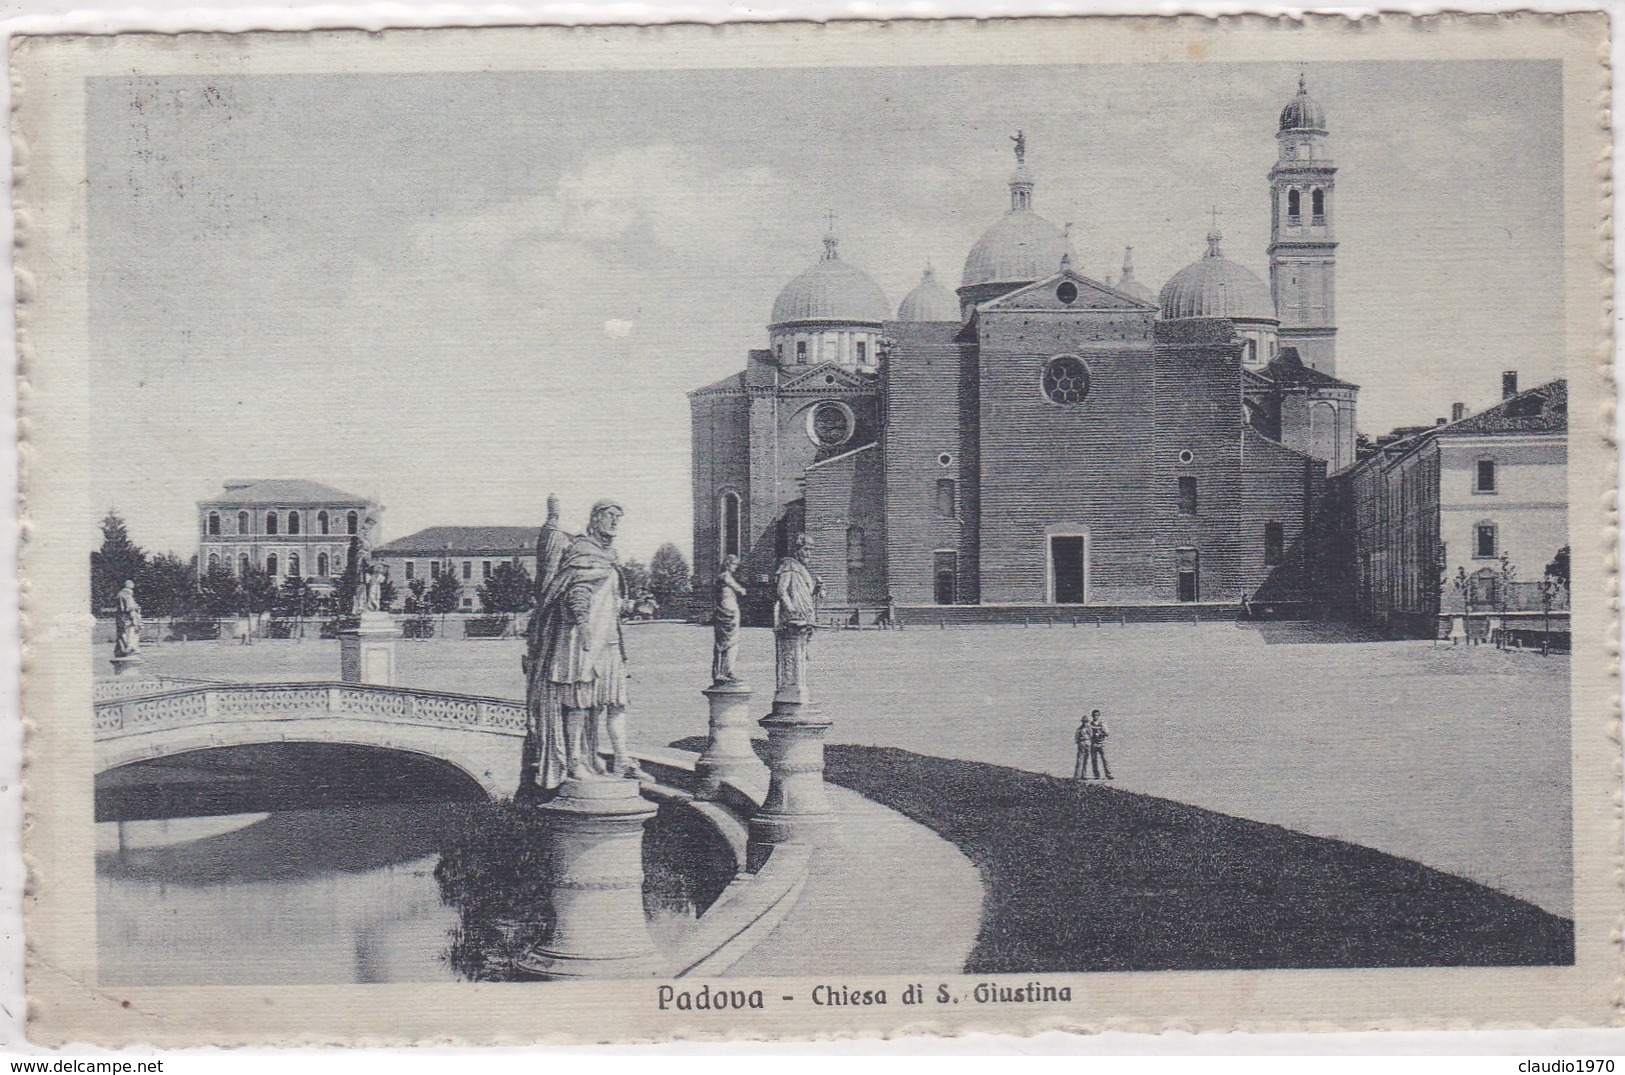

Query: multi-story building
<box><xmin>197</xmin><ymin>480</ymin><xmax>379</xmax><ymax>592</ymax></box>
<box><xmin>371</xmin><ymin>526</ymin><xmax>542</xmax><ymax>611</ymax></box>
<box><xmin>1346</xmin><ymin>374</ymin><xmax>1568</xmax><ymax>634</ymax></box>
<box><xmin>690</xmin><ymin>76</ymin><xmax>1358</xmax><ymax>622</ymax></box>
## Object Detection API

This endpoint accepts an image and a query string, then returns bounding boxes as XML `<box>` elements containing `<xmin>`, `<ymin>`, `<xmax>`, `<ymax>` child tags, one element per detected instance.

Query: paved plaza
<box><xmin>113</xmin><ymin>619</ymin><xmax>1573</xmax><ymax>916</ymax></box>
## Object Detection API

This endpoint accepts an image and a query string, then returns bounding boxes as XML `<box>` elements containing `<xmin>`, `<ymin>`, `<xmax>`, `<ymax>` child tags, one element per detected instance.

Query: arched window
<box><xmin>846</xmin><ymin>526</ymin><xmax>865</xmax><ymax>569</ymax></box>
<box><xmin>238</xmin><ymin>553</ymin><xmax>250</xmax><ymax>576</ymax></box>
<box><xmin>207</xmin><ymin>553</ymin><xmax>219</xmax><ymax>572</ymax></box>
<box><xmin>1287</xmin><ymin>188</ymin><xmax>1301</xmax><ymax>223</ymax></box>
<box><xmin>266</xmin><ymin>511</ymin><xmax>279</xmax><ymax>536</ymax></box>
<box><xmin>346</xmin><ymin>511</ymin><xmax>359</xmax><ymax>535</ymax></box>
<box><xmin>317</xmin><ymin>552</ymin><xmax>329</xmax><ymax>577</ymax></box>
<box><xmin>318</xmin><ymin>510</ymin><xmax>329</xmax><ymax>535</ymax></box>
<box><xmin>1310</xmin><ymin>401</ymin><xmax>1338</xmax><ymax>464</ymax></box>
<box><xmin>266</xmin><ymin>553</ymin><xmax>278</xmax><ymax>577</ymax></box>
<box><xmin>288</xmin><ymin>553</ymin><xmax>300</xmax><ymax>578</ymax></box>
<box><xmin>719</xmin><ymin>491</ymin><xmax>742</xmax><ymax>559</ymax></box>
<box><xmin>1311</xmin><ymin>188</ymin><xmax>1325</xmax><ymax>223</ymax></box>
<box><xmin>237</xmin><ymin>511</ymin><xmax>249</xmax><ymax>534</ymax></box>
<box><xmin>207</xmin><ymin>512</ymin><xmax>220</xmax><ymax>536</ymax></box>
<box><xmin>287</xmin><ymin>511</ymin><xmax>300</xmax><ymax>535</ymax></box>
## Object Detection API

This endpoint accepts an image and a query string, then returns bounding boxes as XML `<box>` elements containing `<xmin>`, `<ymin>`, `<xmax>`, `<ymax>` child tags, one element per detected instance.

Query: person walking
<box><xmin>1073</xmin><ymin>713</ymin><xmax>1091</xmax><ymax>780</ymax></box>
<box><xmin>1087</xmin><ymin>708</ymin><xmax>1113</xmax><ymax>781</ymax></box>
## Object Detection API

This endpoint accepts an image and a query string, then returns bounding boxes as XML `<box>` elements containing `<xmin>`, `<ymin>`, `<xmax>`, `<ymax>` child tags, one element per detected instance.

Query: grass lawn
<box><xmin>117</xmin><ymin>617</ymin><xmax>1573</xmax><ymax>916</ymax></box>
<box><xmin>823</xmin><ymin>745</ymin><xmax>1572</xmax><ymax>971</ymax></box>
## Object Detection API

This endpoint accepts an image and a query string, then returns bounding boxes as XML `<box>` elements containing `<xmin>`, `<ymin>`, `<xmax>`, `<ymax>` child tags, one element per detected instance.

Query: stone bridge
<box><xmin>94</xmin><ymin>682</ymin><xmax>528</xmax><ymax>797</ymax></box>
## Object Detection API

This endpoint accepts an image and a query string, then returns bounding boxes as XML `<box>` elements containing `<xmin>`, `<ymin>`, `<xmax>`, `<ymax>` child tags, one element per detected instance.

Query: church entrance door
<box><xmin>933</xmin><ymin>551</ymin><xmax>957</xmax><ymax>605</ymax></box>
<box><xmin>1177</xmin><ymin>547</ymin><xmax>1200</xmax><ymax>602</ymax></box>
<box><xmin>1050</xmin><ymin>535</ymin><xmax>1087</xmax><ymax>604</ymax></box>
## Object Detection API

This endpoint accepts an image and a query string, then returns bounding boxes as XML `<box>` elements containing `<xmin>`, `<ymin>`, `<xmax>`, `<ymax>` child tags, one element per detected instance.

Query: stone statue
<box><xmin>360</xmin><ymin>561</ymin><xmax>385</xmax><ymax>613</ymax></box>
<box><xmin>1011</xmin><ymin>129</ymin><xmax>1026</xmax><ymax>165</ymax></box>
<box><xmin>775</xmin><ymin>533</ymin><xmax>823</xmax><ymax>631</ymax></box>
<box><xmin>347</xmin><ymin>514</ymin><xmax>381</xmax><ymax>616</ymax></box>
<box><xmin>528</xmin><ymin>499</ymin><xmax>648</xmax><ymax>788</ymax></box>
<box><xmin>522</xmin><ymin>494</ymin><xmax>574</xmax><ymax>797</ymax></box>
<box><xmin>113</xmin><ymin>579</ymin><xmax>142</xmax><ymax>658</ymax></box>
<box><xmin>711</xmin><ymin>554</ymin><xmax>747</xmax><ymax>685</ymax></box>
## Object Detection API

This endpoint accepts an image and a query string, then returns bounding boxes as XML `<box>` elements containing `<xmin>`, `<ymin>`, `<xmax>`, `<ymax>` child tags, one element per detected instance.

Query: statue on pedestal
<box><xmin>773</xmin><ymin>534</ymin><xmax>822</xmax><ymax>703</ymax></box>
<box><xmin>527</xmin><ymin>498</ymin><xmax>648</xmax><ymax>789</ymax></box>
<box><xmin>711</xmin><ymin>554</ymin><xmax>747</xmax><ymax>685</ymax></box>
<box><xmin>113</xmin><ymin>579</ymin><xmax>143</xmax><ymax>659</ymax></box>
<box><xmin>347</xmin><ymin>513</ymin><xmax>383</xmax><ymax>616</ymax></box>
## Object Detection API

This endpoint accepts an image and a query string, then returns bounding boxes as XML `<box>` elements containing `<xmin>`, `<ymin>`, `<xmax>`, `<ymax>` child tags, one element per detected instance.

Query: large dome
<box><xmin>770</xmin><ymin>235</ymin><xmax>889</xmax><ymax>327</ymax></box>
<box><xmin>961</xmin><ymin>210</ymin><xmax>1075</xmax><ymax>289</ymax></box>
<box><xmin>1159</xmin><ymin>232</ymin><xmax>1277</xmax><ymax>321</ymax></box>
<box><xmin>1279</xmin><ymin>73</ymin><xmax>1327</xmax><ymax>132</ymax></box>
<box><xmin>897</xmin><ymin>267</ymin><xmax>960</xmax><ymax>321</ymax></box>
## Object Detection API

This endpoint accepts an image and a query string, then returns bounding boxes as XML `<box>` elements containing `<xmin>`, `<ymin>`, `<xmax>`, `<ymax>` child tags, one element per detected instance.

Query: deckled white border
<box><xmin>1</xmin><ymin>4</ymin><xmax>1620</xmax><ymax>1057</ymax></box>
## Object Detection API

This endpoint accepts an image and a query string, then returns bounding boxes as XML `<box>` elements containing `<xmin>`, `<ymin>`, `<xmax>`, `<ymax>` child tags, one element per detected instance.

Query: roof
<box><xmin>1159</xmin><ymin>232</ymin><xmax>1276</xmax><ymax>321</ymax></box>
<box><xmin>201</xmin><ymin>479</ymin><xmax>371</xmax><ymax>506</ymax></box>
<box><xmin>1279</xmin><ymin>74</ymin><xmax>1328</xmax><ymax>133</ymax></box>
<box><xmin>375</xmin><ymin>526</ymin><xmax>542</xmax><ymax>557</ymax></box>
<box><xmin>896</xmin><ymin>268</ymin><xmax>960</xmax><ymax>322</ymax></box>
<box><xmin>1445</xmin><ymin>378</ymin><xmax>1567</xmax><ymax>436</ymax></box>
<box><xmin>961</xmin><ymin>209</ymin><xmax>1074</xmax><ymax>290</ymax></box>
<box><xmin>689</xmin><ymin>370</ymin><xmax>746</xmax><ymax>397</ymax></box>
<box><xmin>770</xmin><ymin>235</ymin><xmax>889</xmax><ymax>327</ymax></box>
<box><xmin>1260</xmin><ymin>347</ymin><xmax>1358</xmax><ymax>390</ymax></box>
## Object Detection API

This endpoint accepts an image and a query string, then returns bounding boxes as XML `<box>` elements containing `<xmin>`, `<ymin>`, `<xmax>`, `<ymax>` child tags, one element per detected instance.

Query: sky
<box><xmin>87</xmin><ymin>59</ymin><xmax>1564</xmax><ymax>563</ymax></box>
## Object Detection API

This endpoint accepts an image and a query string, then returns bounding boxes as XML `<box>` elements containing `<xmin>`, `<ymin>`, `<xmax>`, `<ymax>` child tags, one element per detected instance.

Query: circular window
<box><xmin>1178</xmin><ymin>449</ymin><xmax>1195</xmax><ymax>465</ymax></box>
<box><xmin>1056</xmin><ymin>281</ymin><xmax>1078</xmax><ymax>305</ymax></box>
<box><xmin>938</xmin><ymin>452</ymin><xmax>954</xmax><ymax>467</ymax></box>
<box><xmin>1041</xmin><ymin>355</ymin><xmax>1091</xmax><ymax>406</ymax></box>
<box><xmin>807</xmin><ymin>401</ymin><xmax>855</xmax><ymax>448</ymax></box>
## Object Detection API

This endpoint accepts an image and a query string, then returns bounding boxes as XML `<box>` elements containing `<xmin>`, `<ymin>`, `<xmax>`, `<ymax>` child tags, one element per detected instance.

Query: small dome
<box><xmin>896</xmin><ymin>267</ymin><xmax>959</xmax><ymax>321</ymax></box>
<box><xmin>1279</xmin><ymin>73</ymin><xmax>1327</xmax><ymax>133</ymax></box>
<box><xmin>770</xmin><ymin>234</ymin><xmax>889</xmax><ymax>327</ymax></box>
<box><xmin>1159</xmin><ymin>232</ymin><xmax>1277</xmax><ymax>321</ymax></box>
<box><xmin>961</xmin><ymin>211</ymin><xmax>1075</xmax><ymax>289</ymax></box>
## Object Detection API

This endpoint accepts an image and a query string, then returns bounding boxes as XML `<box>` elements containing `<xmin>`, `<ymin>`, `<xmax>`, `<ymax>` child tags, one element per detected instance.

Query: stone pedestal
<box><xmin>109</xmin><ymin>655</ymin><xmax>142</xmax><ymax>677</ymax></box>
<box><xmin>339</xmin><ymin>611</ymin><xmax>396</xmax><ymax>686</ymax></box>
<box><xmin>748</xmin><ymin>627</ymin><xmax>836</xmax><ymax>865</ymax></box>
<box><xmin>513</xmin><ymin>777</ymin><xmax>665</xmax><ymax>981</ymax></box>
<box><xmin>696</xmin><ymin>680</ymin><xmax>764</xmax><ymax>798</ymax></box>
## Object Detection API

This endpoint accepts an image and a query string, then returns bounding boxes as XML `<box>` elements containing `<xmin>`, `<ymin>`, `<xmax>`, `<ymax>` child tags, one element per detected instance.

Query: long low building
<box><xmin>371</xmin><ymin>526</ymin><xmax>542</xmax><ymax>611</ymax></box>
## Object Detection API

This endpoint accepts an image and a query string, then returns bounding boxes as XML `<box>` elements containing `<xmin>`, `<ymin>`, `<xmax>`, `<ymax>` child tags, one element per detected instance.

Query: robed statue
<box><xmin>347</xmin><ymin>513</ymin><xmax>382</xmax><ymax>615</ymax></box>
<box><xmin>525</xmin><ymin>498</ymin><xmax>648</xmax><ymax>791</ymax></box>
<box><xmin>113</xmin><ymin>579</ymin><xmax>143</xmax><ymax>658</ymax></box>
<box><xmin>520</xmin><ymin>495</ymin><xmax>572</xmax><ymax>797</ymax></box>
<box><xmin>711</xmin><ymin>554</ymin><xmax>747</xmax><ymax>685</ymax></box>
<box><xmin>775</xmin><ymin>533</ymin><xmax>823</xmax><ymax>631</ymax></box>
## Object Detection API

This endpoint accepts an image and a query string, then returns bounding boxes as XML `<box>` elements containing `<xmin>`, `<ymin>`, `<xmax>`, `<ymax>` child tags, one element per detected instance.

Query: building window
<box><xmin>288</xmin><ymin>553</ymin><xmax>300</xmax><ymax>578</ymax></box>
<box><xmin>846</xmin><ymin>527</ymin><xmax>865</xmax><ymax>569</ymax></box>
<box><xmin>1041</xmin><ymin>355</ymin><xmax>1090</xmax><ymax>406</ymax></box>
<box><xmin>1311</xmin><ymin>188</ymin><xmax>1325</xmax><ymax>224</ymax></box>
<box><xmin>1177</xmin><ymin>547</ymin><xmax>1200</xmax><ymax>602</ymax></box>
<box><xmin>317</xmin><ymin>553</ymin><xmax>329</xmax><ymax>577</ymax></box>
<box><xmin>1287</xmin><ymin>188</ymin><xmax>1301</xmax><ymax>223</ymax></box>
<box><xmin>287</xmin><ymin>511</ymin><xmax>301</xmax><ymax>535</ymax></box>
<box><xmin>238</xmin><ymin>553</ymin><xmax>250</xmax><ymax>576</ymax></box>
<box><xmin>266</xmin><ymin>553</ymin><xmax>278</xmax><ymax>577</ymax></box>
<box><xmin>462</xmin><ymin>561</ymin><xmax>472</xmax><ymax>581</ymax></box>
<box><xmin>934</xmin><ymin>551</ymin><xmax>957</xmax><ymax>605</ymax></box>
<box><xmin>207</xmin><ymin>553</ymin><xmax>219</xmax><ymax>572</ymax></box>
<box><xmin>461</xmin><ymin>597</ymin><xmax>474</xmax><ymax>610</ymax></box>
<box><xmin>1178</xmin><ymin>476</ymin><xmax>1198</xmax><ymax>515</ymax></box>
<box><xmin>483</xmin><ymin>560</ymin><xmax>493</xmax><ymax>579</ymax></box>
<box><xmin>207</xmin><ymin>512</ymin><xmax>220</xmax><ymax>536</ymax></box>
<box><xmin>404</xmin><ymin>561</ymin><xmax>415</xmax><ymax>580</ymax></box>
<box><xmin>796</xmin><ymin>341</ymin><xmax>807</xmax><ymax>364</ymax></box>
<box><xmin>720</xmin><ymin>491</ymin><xmax>742</xmax><ymax>559</ymax></box>
<box><xmin>1475</xmin><ymin>523</ymin><xmax>1497</xmax><ymax>559</ymax></box>
<box><xmin>936</xmin><ymin>478</ymin><xmax>957</xmax><ymax>516</ymax></box>
<box><xmin>266</xmin><ymin>511</ymin><xmax>279</xmax><ymax>536</ymax></box>
<box><xmin>856</xmin><ymin>341</ymin><xmax>868</xmax><ymax>364</ymax></box>
<box><xmin>237</xmin><ymin>511</ymin><xmax>249</xmax><ymax>534</ymax></box>
<box><xmin>1476</xmin><ymin>459</ymin><xmax>1497</xmax><ymax>493</ymax></box>
<box><xmin>317</xmin><ymin>510</ymin><xmax>329</xmax><ymax>535</ymax></box>
<box><xmin>430</xmin><ymin>561</ymin><xmax>440</xmax><ymax>579</ymax></box>
<box><xmin>1264</xmin><ymin>522</ymin><xmax>1284</xmax><ymax>567</ymax></box>
<box><xmin>807</xmin><ymin>401</ymin><xmax>855</xmax><ymax>448</ymax></box>
<box><xmin>775</xmin><ymin>343</ymin><xmax>783</xmax><ymax>361</ymax></box>
<box><xmin>347</xmin><ymin>511</ymin><xmax>359</xmax><ymax>535</ymax></box>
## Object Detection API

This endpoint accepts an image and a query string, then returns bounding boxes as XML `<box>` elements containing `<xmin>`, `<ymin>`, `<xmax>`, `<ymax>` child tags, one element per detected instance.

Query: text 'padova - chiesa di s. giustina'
<box><xmin>690</xmin><ymin>77</ymin><xmax>1359</xmax><ymax>624</ymax></box>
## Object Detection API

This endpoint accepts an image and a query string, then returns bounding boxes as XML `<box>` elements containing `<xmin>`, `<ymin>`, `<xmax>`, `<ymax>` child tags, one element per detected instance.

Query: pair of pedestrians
<box><xmin>1073</xmin><ymin>709</ymin><xmax>1113</xmax><ymax>781</ymax></box>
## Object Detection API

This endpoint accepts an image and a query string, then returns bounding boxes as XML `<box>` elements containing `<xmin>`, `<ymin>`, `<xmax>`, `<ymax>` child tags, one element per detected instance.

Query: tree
<box><xmin>648</xmin><ymin>543</ymin><xmax>692</xmax><ymax>610</ymax></box>
<box><xmin>275</xmin><ymin>576</ymin><xmax>314</xmax><ymax>618</ymax></box>
<box><xmin>137</xmin><ymin>552</ymin><xmax>198</xmax><ymax>619</ymax></box>
<box><xmin>478</xmin><ymin>561</ymin><xmax>535</xmax><ymax>615</ymax></box>
<box><xmin>403</xmin><ymin>577</ymin><xmax>429</xmax><ymax>615</ymax></box>
<box><xmin>1496</xmin><ymin>554</ymin><xmax>1519</xmax><ymax>614</ymax></box>
<box><xmin>197</xmin><ymin>563</ymin><xmax>242</xmax><ymax>617</ymax></box>
<box><xmin>240</xmin><ymin>566</ymin><xmax>278</xmax><ymax>615</ymax></box>
<box><xmin>91</xmin><ymin>511</ymin><xmax>147</xmax><ymax>615</ymax></box>
<box><xmin>429</xmin><ymin>569</ymin><xmax>463</xmax><ymax>615</ymax></box>
<box><xmin>379</xmin><ymin>577</ymin><xmax>399</xmax><ymax>612</ymax></box>
<box><xmin>620</xmin><ymin>558</ymin><xmax>650</xmax><ymax>599</ymax></box>
<box><xmin>1545</xmin><ymin>545</ymin><xmax>1570</xmax><ymax>588</ymax></box>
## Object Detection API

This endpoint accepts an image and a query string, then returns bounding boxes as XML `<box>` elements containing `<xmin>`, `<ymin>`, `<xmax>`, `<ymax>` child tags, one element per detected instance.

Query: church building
<box><xmin>690</xmin><ymin>77</ymin><xmax>1360</xmax><ymax>622</ymax></box>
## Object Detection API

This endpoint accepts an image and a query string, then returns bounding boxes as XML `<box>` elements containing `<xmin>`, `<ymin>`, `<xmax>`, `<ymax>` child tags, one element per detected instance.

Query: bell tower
<box><xmin>1268</xmin><ymin>74</ymin><xmax>1338</xmax><ymax>375</ymax></box>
